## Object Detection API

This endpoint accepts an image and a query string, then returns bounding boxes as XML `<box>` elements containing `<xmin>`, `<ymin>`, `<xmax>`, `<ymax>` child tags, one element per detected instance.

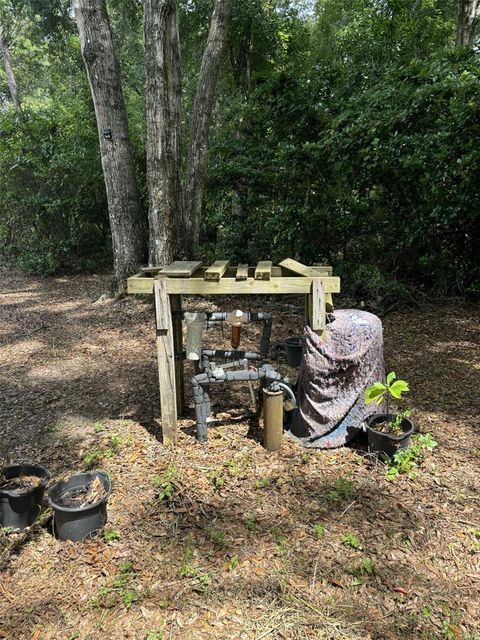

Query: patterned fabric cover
<box><xmin>286</xmin><ymin>309</ymin><xmax>385</xmax><ymax>448</ymax></box>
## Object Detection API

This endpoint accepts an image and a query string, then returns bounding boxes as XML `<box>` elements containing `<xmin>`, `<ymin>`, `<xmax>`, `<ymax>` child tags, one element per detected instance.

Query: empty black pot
<box><xmin>366</xmin><ymin>413</ymin><xmax>414</xmax><ymax>458</ymax></box>
<box><xmin>48</xmin><ymin>471</ymin><xmax>111</xmax><ymax>542</ymax></box>
<box><xmin>285</xmin><ymin>337</ymin><xmax>304</xmax><ymax>367</ymax></box>
<box><xmin>0</xmin><ymin>463</ymin><xmax>50</xmax><ymax>531</ymax></box>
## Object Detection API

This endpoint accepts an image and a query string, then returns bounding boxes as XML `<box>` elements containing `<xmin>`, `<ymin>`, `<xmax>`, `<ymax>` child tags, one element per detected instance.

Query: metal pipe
<box><xmin>263</xmin><ymin>387</ymin><xmax>283</xmax><ymax>451</ymax></box>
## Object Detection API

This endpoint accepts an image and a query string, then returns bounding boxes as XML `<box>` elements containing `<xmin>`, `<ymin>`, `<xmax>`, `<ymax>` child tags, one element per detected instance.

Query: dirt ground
<box><xmin>0</xmin><ymin>269</ymin><xmax>479</xmax><ymax>640</ymax></box>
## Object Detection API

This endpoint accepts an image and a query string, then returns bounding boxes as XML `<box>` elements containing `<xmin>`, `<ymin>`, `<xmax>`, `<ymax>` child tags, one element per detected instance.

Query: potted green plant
<box><xmin>364</xmin><ymin>372</ymin><xmax>414</xmax><ymax>457</ymax></box>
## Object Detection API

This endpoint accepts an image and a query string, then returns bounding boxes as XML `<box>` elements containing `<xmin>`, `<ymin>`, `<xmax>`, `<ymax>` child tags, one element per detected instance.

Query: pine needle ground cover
<box><xmin>0</xmin><ymin>271</ymin><xmax>479</xmax><ymax>639</ymax></box>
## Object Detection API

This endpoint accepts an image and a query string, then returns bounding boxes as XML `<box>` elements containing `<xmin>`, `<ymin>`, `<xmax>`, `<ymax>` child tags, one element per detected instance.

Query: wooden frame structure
<box><xmin>127</xmin><ymin>259</ymin><xmax>340</xmax><ymax>445</ymax></box>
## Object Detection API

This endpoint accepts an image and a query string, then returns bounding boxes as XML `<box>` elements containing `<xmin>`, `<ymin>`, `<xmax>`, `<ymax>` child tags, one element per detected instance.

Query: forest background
<box><xmin>0</xmin><ymin>0</ymin><xmax>479</xmax><ymax>306</ymax></box>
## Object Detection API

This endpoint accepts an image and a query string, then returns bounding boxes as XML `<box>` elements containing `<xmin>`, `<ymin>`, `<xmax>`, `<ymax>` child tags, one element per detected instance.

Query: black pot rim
<box><xmin>48</xmin><ymin>471</ymin><xmax>112</xmax><ymax>514</ymax></box>
<box><xmin>0</xmin><ymin>463</ymin><xmax>51</xmax><ymax>498</ymax></box>
<box><xmin>285</xmin><ymin>336</ymin><xmax>304</xmax><ymax>347</ymax></box>
<box><xmin>366</xmin><ymin>413</ymin><xmax>414</xmax><ymax>441</ymax></box>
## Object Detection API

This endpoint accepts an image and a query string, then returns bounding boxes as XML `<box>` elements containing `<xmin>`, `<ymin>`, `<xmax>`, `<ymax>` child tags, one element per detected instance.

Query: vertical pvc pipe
<box><xmin>263</xmin><ymin>388</ymin><xmax>283</xmax><ymax>451</ymax></box>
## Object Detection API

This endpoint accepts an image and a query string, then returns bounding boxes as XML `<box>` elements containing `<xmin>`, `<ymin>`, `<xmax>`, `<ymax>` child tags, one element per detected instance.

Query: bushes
<box><xmin>0</xmin><ymin>104</ymin><xmax>108</xmax><ymax>274</ymax></box>
<box><xmin>204</xmin><ymin>48</ymin><xmax>480</xmax><ymax>303</ymax></box>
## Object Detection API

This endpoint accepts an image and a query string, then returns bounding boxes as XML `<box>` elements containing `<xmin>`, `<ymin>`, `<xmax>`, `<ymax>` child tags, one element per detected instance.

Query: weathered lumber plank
<box><xmin>311</xmin><ymin>279</ymin><xmax>326</xmax><ymax>332</ymax></box>
<box><xmin>254</xmin><ymin>261</ymin><xmax>273</xmax><ymax>280</ymax></box>
<box><xmin>279</xmin><ymin>258</ymin><xmax>332</xmax><ymax>277</ymax></box>
<box><xmin>170</xmin><ymin>295</ymin><xmax>185</xmax><ymax>416</ymax></box>
<box><xmin>235</xmin><ymin>264</ymin><xmax>248</xmax><ymax>281</ymax></box>
<box><xmin>166</xmin><ymin>276</ymin><xmax>341</xmax><ymax>295</ymax></box>
<box><xmin>154</xmin><ymin>279</ymin><xmax>177</xmax><ymax>445</ymax></box>
<box><xmin>204</xmin><ymin>260</ymin><xmax>230</xmax><ymax>281</ymax></box>
<box><xmin>160</xmin><ymin>261</ymin><xmax>202</xmax><ymax>277</ymax></box>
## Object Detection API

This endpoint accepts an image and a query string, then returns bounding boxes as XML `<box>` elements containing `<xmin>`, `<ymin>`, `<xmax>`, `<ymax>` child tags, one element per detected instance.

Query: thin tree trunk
<box><xmin>0</xmin><ymin>22</ymin><xmax>22</xmax><ymax>117</ymax></box>
<box><xmin>73</xmin><ymin>0</ymin><xmax>145</xmax><ymax>293</ymax></box>
<box><xmin>456</xmin><ymin>0</ymin><xmax>480</xmax><ymax>45</ymax></box>
<box><xmin>144</xmin><ymin>0</ymin><xmax>183</xmax><ymax>266</ymax></box>
<box><xmin>183</xmin><ymin>0</ymin><xmax>232</xmax><ymax>259</ymax></box>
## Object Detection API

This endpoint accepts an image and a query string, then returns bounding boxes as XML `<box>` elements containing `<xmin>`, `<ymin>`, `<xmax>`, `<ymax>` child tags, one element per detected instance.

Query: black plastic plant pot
<box><xmin>366</xmin><ymin>413</ymin><xmax>414</xmax><ymax>458</ymax></box>
<box><xmin>0</xmin><ymin>463</ymin><xmax>50</xmax><ymax>531</ymax></box>
<box><xmin>285</xmin><ymin>337</ymin><xmax>304</xmax><ymax>368</ymax></box>
<box><xmin>48</xmin><ymin>471</ymin><xmax>112</xmax><ymax>542</ymax></box>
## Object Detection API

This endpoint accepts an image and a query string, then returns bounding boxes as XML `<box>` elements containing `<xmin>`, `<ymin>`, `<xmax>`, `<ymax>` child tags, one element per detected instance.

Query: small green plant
<box><xmin>145</xmin><ymin>630</ymin><xmax>164</xmax><ymax>640</ymax></box>
<box><xmin>422</xmin><ymin>606</ymin><xmax>431</xmax><ymax>619</ymax></box>
<box><xmin>194</xmin><ymin>571</ymin><xmax>212</xmax><ymax>594</ymax></box>
<box><xmin>110</xmin><ymin>433</ymin><xmax>122</xmax><ymax>452</ymax></box>
<box><xmin>92</xmin><ymin>560</ymin><xmax>141</xmax><ymax>610</ymax></box>
<box><xmin>312</xmin><ymin>524</ymin><xmax>325</xmax><ymax>540</ymax></box>
<box><xmin>474</xmin><ymin>529</ymin><xmax>480</xmax><ymax>540</ymax></box>
<box><xmin>328</xmin><ymin>476</ymin><xmax>355</xmax><ymax>502</ymax></box>
<box><xmin>104</xmin><ymin>527</ymin><xmax>120</xmax><ymax>542</ymax></box>
<box><xmin>226</xmin><ymin>554</ymin><xmax>239</xmax><ymax>571</ymax></box>
<box><xmin>83</xmin><ymin>447</ymin><xmax>103</xmax><ymax>468</ymax></box>
<box><xmin>246</xmin><ymin>516</ymin><xmax>258</xmax><ymax>532</ymax></box>
<box><xmin>254</xmin><ymin>478</ymin><xmax>270</xmax><ymax>489</ymax></box>
<box><xmin>179</xmin><ymin>545</ymin><xmax>196</xmax><ymax>578</ymax></box>
<box><xmin>300</xmin><ymin>452</ymin><xmax>310</xmax><ymax>464</ymax></box>
<box><xmin>208</xmin><ymin>527</ymin><xmax>227</xmax><ymax>547</ymax></box>
<box><xmin>365</xmin><ymin>372</ymin><xmax>410</xmax><ymax>434</ymax></box>
<box><xmin>358</xmin><ymin>557</ymin><xmax>374</xmax><ymax>575</ymax></box>
<box><xmin>341</xmin><ymin>533</ymin><xmax>362</xmax><ymax>550</ymax></box>
<box><xmin>210</xmin><ymin>471</ymin><xmax>225</xmax><ymax>489</ymax></box>
<box><xmin>386</xmin><ymin>433</ymin><xmax>438</xmax><ymax>480</ymax></box>
<box><xmin>94</xmin><ymin>421</ymin><xmax>105</xmax><ymax>433</ymax></box>
<box><xmin>152</xmin><ymin>465</ymin><xmax>178</xmax><ymax>501</ymax></box>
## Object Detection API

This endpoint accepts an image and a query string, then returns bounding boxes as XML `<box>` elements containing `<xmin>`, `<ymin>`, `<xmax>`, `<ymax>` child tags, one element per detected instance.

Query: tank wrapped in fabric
<box><xmin>287</xmin><ymin>310</ymin><xmax>384</xmax><ymax>448</ymax></box>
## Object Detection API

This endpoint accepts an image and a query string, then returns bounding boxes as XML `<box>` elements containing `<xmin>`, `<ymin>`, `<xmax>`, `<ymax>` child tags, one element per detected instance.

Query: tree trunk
<box><xmin>144</xmin><ymin>0</ymin><xmax>184</xmax><ymax>266</ymax></box>
<box><xmin>456</xmin><ymin>0</ymin><xmax>480</xmax><ymax>45</ymax></box>
<box><xmin>0</xmin><ymin>22</ymin><xmax>22</xmax><ymax>117</ymax></box>
<box><xmin>73</xmin><ymin>0</ymin><xmax>146</xmax><ymax>293</ymax></box>
<box><xmin>183</xmin><ymin>0</ymin><xmax>233</xmax><ymax>259</ymax></box>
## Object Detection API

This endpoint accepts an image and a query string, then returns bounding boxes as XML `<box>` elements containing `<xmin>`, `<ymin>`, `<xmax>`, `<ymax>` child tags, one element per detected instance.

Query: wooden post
<box><xmin>170</xmin><ymin>294</ymin><xmax>185</xmax><ymax>416</ymax></box>
<box><xmin>154</xmin><ymin>278</ymin><xmax>177</xmax><ymax>445</ymax></box>
<box><xmin>263</xmin><ymin>387</ymin><xmax>283</xmax><ymax>451</ymax></box>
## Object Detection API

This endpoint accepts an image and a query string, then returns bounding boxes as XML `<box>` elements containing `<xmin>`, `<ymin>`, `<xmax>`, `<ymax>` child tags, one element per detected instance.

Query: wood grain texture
<box><xmin>204</xmin><ymin>260</ymin><xmax>230</xmax><ymax>281</ymax></box>
<box><xmin>154</xmin><ymin>279</ymin><xmax>177</xmax><ymax>445</ymax></box>
<box><xmin>311</xmin><ymin>279</ymin><xmax>326</xmax><ymax>332</ymax></box>
<box><xmin>279</xmin><ymin>258</ymin><xmax>332</xmax><ymax>277</ymax></box>
<box><xmin>160</xmin><ymin>261</ymin><xmax>202</xmax><ymax>277</ymax></box>
<box><xmin>254</xmin><ymin>261</ymin><xmax>273</xmax><ymax>280</ymax></box>
<box><xmin>235</xmin><ymin>264</ymin><xmax>248</xmax><ymax>281</ymax></box>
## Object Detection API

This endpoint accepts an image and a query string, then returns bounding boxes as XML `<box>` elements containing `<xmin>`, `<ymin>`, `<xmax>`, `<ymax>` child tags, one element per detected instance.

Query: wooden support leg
<box><xmin>309</xmin><ymin>279</ymin><xmax>326</xmax><ymax>340</ymax></box>
<box><xmin>154</xmin><ymin>278</ymin><xmax>177</xmax><ymax>446</ymax></box>
<box><xmin>170</xmin><ymin>294</ymin><xmax>185</xmax><ymax>416</ymax></box>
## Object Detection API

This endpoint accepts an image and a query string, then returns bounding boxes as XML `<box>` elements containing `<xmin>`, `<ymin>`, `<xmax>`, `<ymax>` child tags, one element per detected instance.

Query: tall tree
<box><xmin>144</xmin><ymin>0</ymin><xmax>183</xmax><ymax>266</ymax></box>
<box><xmin>0</xmin><ymin>20</ymin><xmax>21</xmax><ymax>116</ymax></box>
<box><xmin>145</xmin><ymin>0</ymin><xmax>232</xmax><ymax>265</ymax></box>
<box><xmin>456</xmin><ymin>0</ymin><xmax>480</xmax><ymax>45</ymax></box>
<box><xmin>183</xmin><ymin>0</ymin><xmax>233</xmax><ymax>259</ymax></box>
<box><xmin>73</xmin><ymin>0</ymin><xmax>145</xmax><ymax>292</ymax></box>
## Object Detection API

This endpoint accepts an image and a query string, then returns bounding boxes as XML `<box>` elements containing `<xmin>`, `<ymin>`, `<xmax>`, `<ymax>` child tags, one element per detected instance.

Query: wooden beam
<box><xmin>154</xmin><ymin>279</ymin><xmax>177</xmax><ymax>445</ymax></box>
<box><xmin>279</xmin><ymin>258</ymin><xmax>332</xmax><ymax>277</ymax></box>
<box><xmin>311</xmin><ymin>279</ymin><xmax>326</xmax><ymax>332</ymax></box>
<box><xmin>255</xmin><ymin>261</ymin><xmax>273</xmax><ymax>280</ymax></box>
<box><xmin>160</xmin><ymin>261</ymin><xmax>202</xmax><ymax>277</ymax></box>
<box><xmin>165</xmin><ymin>276</ymin><xmax>340</xmax><ymax>295</ymax></box>
<box><xmin>204</xmin><ymin>260</ymin><xmax>230</xmax><ymax>281</ymax></box>
<box><xmin>235</xmin><ymin>264</ymin><xmax>248</xmax><ymax>281</ymax></box>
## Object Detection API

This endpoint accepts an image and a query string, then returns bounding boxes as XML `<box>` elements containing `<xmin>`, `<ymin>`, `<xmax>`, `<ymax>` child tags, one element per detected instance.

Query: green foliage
<box><xmin>386</xmin><ymin>433</ymin><xmax>438</xmax><ymax>480</ymax></box>
<box><xmin>341</xmin><ymin>533</ymin><xmax>362</xmax><ymax>550</ymax></box>
<box><xmin>103</xmin><ymin>527</ymin><xmax>120</xmax><ymax>542</ymax></box>
<box><xmin>152</xmin><ymin>465</ymin><xmax>178</xmax><ymax>502</ymax></box>
<box><xmin>365</xmin><ymin>372</ymin><xmax>409</xmax><ymax>406</ymax></box>
<box><xmin>312</xmin><ymin>524</ymin><xmax>325</xmax><ymax>540</ymax></box>
<box><xmin>327</xmin><ymin>476</ymin><xmax>355</xmax><ymax>502</ymax></box>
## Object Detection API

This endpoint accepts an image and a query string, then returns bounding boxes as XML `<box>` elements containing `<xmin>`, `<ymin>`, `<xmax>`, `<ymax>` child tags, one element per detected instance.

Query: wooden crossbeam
<box><xmin>204</xmin><ymin>260</ymin><xmax>230</xmax><ymax>281</ymax></box>
<box><xmin>160</xmin><ymin>261</ymin><xmax>202</xmax><ymax>277</ymax></box>
<box><xmin>165</xmin><ymin>276</ymin><xmax>340</xmax><ymax>295</ymax></box>
<box><xmin>279</xmin><ymin>258</ymin><xmax>332</xmax><ymax>277</ymax></box>
<box><xmin>254</xmin><ymin>261</ymin><xmax>273</xmax><ymax>280</ymax></box>
<box><xmin>235</xmin><ymin>264</ymin><xmax>248</xmax><ymax>281</ymax></box>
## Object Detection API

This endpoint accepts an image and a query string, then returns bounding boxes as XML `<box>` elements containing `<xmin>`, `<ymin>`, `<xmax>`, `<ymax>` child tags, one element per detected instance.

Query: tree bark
<box><xmin>183</xmin><ymin>0</ymin><xmax>232</xmax><ymax>259</ymax></box>
<box><xmin>73</xmin><ymin>0</ymin><xmax>146</xmax><ymax>293</ymax></box>
<box><xmin>144</xmin><ymin>0</ymin><xmax>184</xmax><ymax>266</ymax></box>
<box><xmin>456</xmin><ymin>0</ymin><xmax>480</xmax><ymax>45</ymax></box>
<box><xmin>0</xmin><ymin>22</ymin><xmax>22</xmax><ymax>117</ymax></box>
